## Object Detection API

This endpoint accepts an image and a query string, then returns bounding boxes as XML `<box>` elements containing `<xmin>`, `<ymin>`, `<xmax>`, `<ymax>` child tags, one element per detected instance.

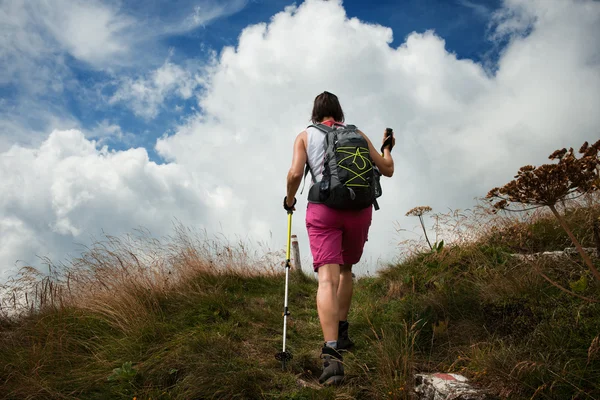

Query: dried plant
<box><xmin>486</xmin><ymin>140</ymin><xmax>600</xmax><ymax>282</ymax></box>
<box><xmin>0</xmin><ymin>223</ymin><xmax>282</xmax><ymax>321</ymax></box>
<box><xmin>589</xmin><ymin>335</ymin><xmax>600</xmax><ymax>365</ymax></box>
<box><xmin>406</xmin><ymin>206</ymin><xmax>434</xmax><ymax>250</ymax></box>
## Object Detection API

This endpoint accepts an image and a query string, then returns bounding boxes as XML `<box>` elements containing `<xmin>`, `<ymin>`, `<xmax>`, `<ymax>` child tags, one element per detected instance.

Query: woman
<box><xmin>284</xmin><ymin>91</ymin><xmax>395</xmax><ymax>386</ymax></box>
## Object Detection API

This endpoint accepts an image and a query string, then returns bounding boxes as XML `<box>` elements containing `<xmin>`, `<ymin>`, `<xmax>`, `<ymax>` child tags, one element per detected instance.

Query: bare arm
<box><xmin>286</xmin><ymin>131</ymin><xmax>308</xmax><ymax>208</ymax></box>
<box><xmin>357</xmin><ymin>129</ymin><xmax>395</xmax><ymax>177</ymax></box>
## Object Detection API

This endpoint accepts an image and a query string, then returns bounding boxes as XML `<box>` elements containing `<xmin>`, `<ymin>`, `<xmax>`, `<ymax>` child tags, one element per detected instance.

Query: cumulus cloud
<box><xmin>1</xmin><ymin>0</ymin><xmax>599</xmax><ymax>278</ymax></box>
<box><xmin>110</xmin><ymin>61</ymin><xmax>203</xmax><ymax>119</ymax></box>
<box><xmin>0</xmin><ymin>102</ymin><xmax>80</xmax><ymax>152</ymax></box>
<box><xmin>84</xmin><ymin>120</ymin><xmax>140</xmax><ymax>148</ymax></box>
<box><xmin>156</xmin><ymin>0</ymin><xmax>600</xmax><ymax>273</ymax></box>
<box><xmin>0</xmin><ymin>129</ymin><xmax>247</xmax><ymax>279</ymax></box>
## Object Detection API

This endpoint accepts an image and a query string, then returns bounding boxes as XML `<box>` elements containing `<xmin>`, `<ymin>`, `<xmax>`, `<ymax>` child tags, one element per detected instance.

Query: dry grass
<box><xmin>1</xmin><ymin>200</ymin><xmax>599</xmax><ymax>399</ymax></box>
<box><xmin>0</xmin><ymin>223</ymin><xmax>282</xmax><ymax>323</ymax></box>
<box><xmin>0</xmin><ymin>223</ymin><xmax>296</xmax><ymax>399</ymax></box>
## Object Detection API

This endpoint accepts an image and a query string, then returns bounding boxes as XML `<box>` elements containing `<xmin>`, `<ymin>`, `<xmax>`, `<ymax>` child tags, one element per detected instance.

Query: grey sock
<box><xmin>326</xmin><ymin>340</ymin><xmax>337</xmax><ymax>349</ymax></box>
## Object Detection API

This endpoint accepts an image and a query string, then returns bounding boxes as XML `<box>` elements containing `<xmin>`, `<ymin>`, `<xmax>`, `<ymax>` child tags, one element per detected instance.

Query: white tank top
<box><xmin>306</xmin><ymin>126</ymin><xmax>326</xmax><ymax>184</ymax></box>
<box><xmin>305</xmin><ymin>122</ymin><xmax>346</xmax><ymax>186</ymax></box>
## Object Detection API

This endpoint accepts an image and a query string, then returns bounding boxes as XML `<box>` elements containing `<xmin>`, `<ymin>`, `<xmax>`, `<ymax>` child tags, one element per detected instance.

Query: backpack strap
<box><xmin>309</xmin><ymin>123</ymin><xmax>357</xmax><ymax>132</ymax></box>
<box><xmin>308</xmin><ymin>123</ymin><xmax>334</xmax><ymax>133</ymax></box>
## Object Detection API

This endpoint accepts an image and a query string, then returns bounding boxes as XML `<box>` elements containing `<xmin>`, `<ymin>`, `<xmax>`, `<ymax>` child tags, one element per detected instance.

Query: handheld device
<box><xmin>381</xmin><ymin>128</ymin><xmax>394</xmax><ymax>155</ymax></box>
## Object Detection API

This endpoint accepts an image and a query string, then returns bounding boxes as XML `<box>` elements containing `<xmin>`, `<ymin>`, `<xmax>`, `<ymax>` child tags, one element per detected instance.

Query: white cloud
<box><xmin>155</xmin><ymin>0</ymin><xmax>600</xmax><ymax>273</ymax></box>
<box><xmin>36</xmin><ymin>0</ymin><xmax>135</xmax><ymax>66</ymax></box>
<box><xmin>488</xmin><ymin>0</ymin><xmax>537</xmax><ymax>41</ymax></box>
<box><xmin>0</xmin><ymin>103</ymin><xmax>80</xmax><ymax>152</ymax></box>
<box><xmin>0</xmin><ymin>0</ymin><xmax>133</xmax><ymax>73</ymax></box>
<box><xmin>0</xmin><ymin>129</ymin><xmax>247</xmax><ymax>278</ymax></box>
<box><xmin>0</xmin><ymin>0</ymin><xmax>248</xmax><ymax>158</ymax></box>
<box><xmin>109</xmin><ymin>61</ymin><xmax>202</xmax><ymax>119</ymax></box>
<box><xmin>1</xmin><ymin>0</ymin><xmax>599</xmax><ymax>279</ymax></box>
<box><xmin>457</xmin><ymin>0</ymin><xmax>492</xmax><ymax>18</ymax></box>
<box><xmin>84</xmin><ymin>119</ymin><xmax>140</xmax><ymax>148</ymax></box>
<box><xmin>0</xmin><ymin>0</ymin><xmax>248</xmax><ymax>70</ymax></box>
<box><xmin>0</xmin><ymin>0</ymin><xmax>131</xmax><ymax>157</ymax></box>
<box><xmin>183</xmin><ymin>0</ymin><xmax>249</xmax><ymax>31</ymax></box>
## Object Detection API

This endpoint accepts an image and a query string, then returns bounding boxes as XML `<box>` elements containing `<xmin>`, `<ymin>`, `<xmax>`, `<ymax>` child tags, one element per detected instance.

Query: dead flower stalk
<box><xmin>486</xmin><ymin>140</ymin><xmax>600</xmax><ymax>283</ymax></box>
<box><xmin>406</xmin><ymin>206</ymin><xmax>433</xmax><ymax>250</ymax></box>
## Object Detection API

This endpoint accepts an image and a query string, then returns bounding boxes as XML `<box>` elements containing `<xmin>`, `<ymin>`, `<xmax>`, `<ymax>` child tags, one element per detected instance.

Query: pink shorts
<box><xmin>305</xmin><ymin>203</ymin><xmax>373</xmax><ymax>271</ymax></box>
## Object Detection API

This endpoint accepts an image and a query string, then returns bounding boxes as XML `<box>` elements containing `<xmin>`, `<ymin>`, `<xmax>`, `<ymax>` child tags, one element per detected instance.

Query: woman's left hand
<box><xmin>283</xmin><ymin>196</ymin><xmax>296</xmax><ymax>212</ymax></box>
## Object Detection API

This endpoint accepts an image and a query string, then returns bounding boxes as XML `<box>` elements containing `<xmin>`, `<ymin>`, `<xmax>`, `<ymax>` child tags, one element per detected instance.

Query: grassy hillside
<box><xmin>1</xmin><ymin>204</ymin><xmax>599</xmax><ymax>399</ymax></box>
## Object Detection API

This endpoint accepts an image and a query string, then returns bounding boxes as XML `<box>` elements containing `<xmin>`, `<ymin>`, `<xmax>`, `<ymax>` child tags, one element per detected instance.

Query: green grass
<box><xmin>1</xmin><ymin>206</ymin><xmax>600</xmax><ymax>399</ymax></box>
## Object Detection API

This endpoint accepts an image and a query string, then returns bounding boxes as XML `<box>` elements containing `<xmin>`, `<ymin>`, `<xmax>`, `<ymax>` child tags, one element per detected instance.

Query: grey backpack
<box><xmin>302</xmin><ymin>123</ymin><xmax>382</xmax><ymax>210</ymax></box>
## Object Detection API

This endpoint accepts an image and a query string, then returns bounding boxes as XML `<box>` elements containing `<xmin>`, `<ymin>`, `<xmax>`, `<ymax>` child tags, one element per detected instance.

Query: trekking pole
<box><xmin>275</xmin><ymin>210</ymin><xmax>293</xmax><ymax>370</ymax></box>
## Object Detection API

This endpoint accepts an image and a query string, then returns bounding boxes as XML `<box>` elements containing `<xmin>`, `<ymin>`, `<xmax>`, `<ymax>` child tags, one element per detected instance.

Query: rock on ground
<box><xmin>414</xmin><ymin>373</ymin><xmax>487</xmax><ymax>400</ymax></box>
<box><xmin>511</xmin><ymin>247</ymin><xmax>598</xmax><ymax>261</ymax></box>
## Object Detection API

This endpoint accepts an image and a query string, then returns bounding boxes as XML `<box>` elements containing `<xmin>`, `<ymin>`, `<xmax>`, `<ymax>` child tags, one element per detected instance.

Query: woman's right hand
<box><xmin>381</xmin><ymin>129</ymin><xmax>395</xmax><ymax>154</ymax></box>
<box><xmin>357</xmin><ymin>128</ymin><xmax>395</xmax><ymax>177</ymax></box>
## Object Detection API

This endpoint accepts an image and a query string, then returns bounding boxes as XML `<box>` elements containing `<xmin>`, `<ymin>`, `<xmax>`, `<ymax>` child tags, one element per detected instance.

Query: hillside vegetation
<box><xmin>1</xmin><ymin>199</ymin><xmax>599</xmax><ymax>399</ymax></box>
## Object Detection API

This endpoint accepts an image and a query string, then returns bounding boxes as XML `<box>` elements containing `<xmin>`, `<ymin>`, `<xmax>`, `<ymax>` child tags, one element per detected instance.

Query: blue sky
<box><xmin>1</xmin><ymin>0</ymin><xmax>599</xmax><ymax>279</ymax></box>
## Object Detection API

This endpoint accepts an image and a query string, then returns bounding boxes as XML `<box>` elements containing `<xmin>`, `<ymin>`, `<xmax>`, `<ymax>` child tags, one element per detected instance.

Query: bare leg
<box><xmin>338</xmin><ymin>264</ymin><xmax>353</xmax><ymax>321</ymax></box>
<box><xmin>317</xmin><ymin>264</ymin><xmax>341</xmax><ymax>341</ymax></box>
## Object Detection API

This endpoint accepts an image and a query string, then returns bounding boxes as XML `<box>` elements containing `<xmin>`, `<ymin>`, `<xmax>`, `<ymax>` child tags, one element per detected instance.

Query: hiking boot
<box><xmin>337</xmin><ymin>321</ymin><xmax>354</xmax><ymax>350</ymax></box>
<box><xmin>319</xmin><ymin>344</ymin><xmax>344</xmax><ymax>386</ymax></box>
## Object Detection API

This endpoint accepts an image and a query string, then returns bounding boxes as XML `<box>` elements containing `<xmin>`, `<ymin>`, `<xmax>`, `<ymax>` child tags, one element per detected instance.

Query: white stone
<box><xmin>511</xmin><ymin>247</ymin><xmax>599</xmax><ymax>261</ymax></box>
<box><xmin>414</xmin><ymin>373</ymin><xmax>486</xmax><ymax>400</ymax></box>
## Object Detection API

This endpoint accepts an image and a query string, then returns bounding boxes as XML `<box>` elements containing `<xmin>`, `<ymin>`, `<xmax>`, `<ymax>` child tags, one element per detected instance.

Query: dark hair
<box><xmin>311</xmin><ymin>91</ymin><xmax>345</xmax><ymax>124</ymax></box>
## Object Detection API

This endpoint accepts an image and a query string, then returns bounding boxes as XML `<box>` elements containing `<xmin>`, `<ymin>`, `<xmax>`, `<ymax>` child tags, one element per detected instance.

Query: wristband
<box><xmin>283</xmin><ymin>196</ymin><xmax>297</xmax><ymax>212</ymax></box>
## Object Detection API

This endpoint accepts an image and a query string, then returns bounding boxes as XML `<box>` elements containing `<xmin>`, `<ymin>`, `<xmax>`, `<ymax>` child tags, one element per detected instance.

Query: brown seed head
<box><xmin>406</xmin><ymin>206</ymin><xmax>433</xmax><ymax>217</ymax></box>
<box><xmin>486</xmin><ymin>139</ymin><xmax>600</xmax><ymax>210</ymax></box>
<box><xmin>549</xmin><ymin>148</ymin><xmax>568</xmax><ymax>160</ymax></box>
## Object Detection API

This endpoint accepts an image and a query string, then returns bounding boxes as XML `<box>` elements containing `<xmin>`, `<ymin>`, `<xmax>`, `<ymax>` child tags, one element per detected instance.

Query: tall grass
<box><xmin>385</xmin><ymin>195</ymin><xmax>600</xmax><ymax>399</ymax></box>
<box><xmin>0</xmin><ymin>224</ymin><xmax>294</xmax><ymax>399</ymax></box>
<box><xmin>1</xmin><ymin>224</ymin><xmax>281</xmax><ymax>320</ymax></box>
<box><xmin>1</xmin><ymin>200</ymin><xmax>600</xmax><ymax>399</ymax></box>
